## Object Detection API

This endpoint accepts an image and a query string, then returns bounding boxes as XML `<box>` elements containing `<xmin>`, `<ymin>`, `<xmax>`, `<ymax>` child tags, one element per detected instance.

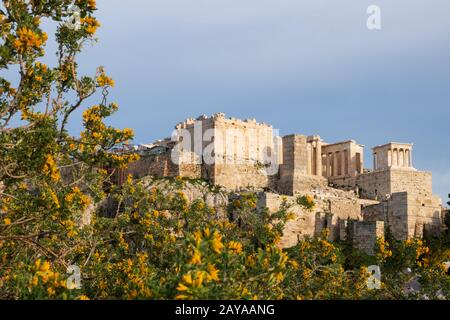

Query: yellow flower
<box><xmin>289</xmin><ymin>260</ymin><xmax>299</xmax><ymax>269</ymax></box>
<box><xmin>176</xmin><ymin>283</ymin><xmax>189</xmax><ymax>292</ymax></box>
<box><xmin>193</xmin><ymin>230</ymin><xmax>202</xmax><ymax>246</ymax></box>
<box><xmin>189</xmin><ymin>250</ymin><xmax>202</xmax><ymax>265</ymax></box>
<box><xmin>50</xmin><ymin>191</ymin><xmax>60</xmax><ymax>208</ymax></box>
<box><xmin>87</xmin><ymin>0</ymin><xmax>97</xmax><ymax>9</ymax></box>
<box><xmin>78</xmin><ymin>295</ymin><xmax>90</xmax><ymax>300</ymax></box>
<box><xmin>40</xmin><ymin>260</ymin><xmax>51</xmax><ymax>272</ymax></box>
<box><xmin>287</xmin><ymin>212</ymin><xmax>296</xmax><ymax>220</ymax></box>
<box><xmin>206</xmin><ymin>264</ymin><xmax>220</xmax><ymax>282</ymax></box>
<box><xmin>13</xmin><ymin>27</ymin><xmax>48</xmax><ymax>53</ymax></box>
<box><xmin>182</xmin><ymin>273</ymin><xmax>193</xmax><ymax>285</ymax></box>
<box><xmin>228</xmin><ymin>241</ymin><xmax>243</xmax><ymax>254</ymax></box>
<box><xmin>92</xmin><ymin>131</ymin><xmax>101</xmax><ymax>139</ymax></box>
<box><xmin>193</xmin><ymin>271</ymin><xmax>204</xmax><ymax>288</ymax></box>
<box><xmin>274</xmin><ymin>272</ymin><xmax>284</xmax><ymax>282</ymax></box>
<box><xmin>118</xmin><ymin>232</ymin><xmax>129</xmax><ymax>251</ymax></box>
<box><xmin>31</xmin><ymin>276</ymin><xmax>39</xmax><ymax>287</ymax></box>
<box><xmin>81</xmin><ymin>16</ymin><xmax>101</xmax><ymax>35</ymax></box>
<box><xmin>96</xmin><ymin>71</ymin><xmax>114</xmax><ymax>87</ymax></box>
<box><xmin>211</xmin><ymin>231</ymin><xmax>224</xmax><ymax>254</ymax></box>
<box><xmin>122</xmin><ymin>128</ymin><xmax>134</xmax><ymax>139</ymax></box>
<box><xmin>47</xmin><ymin>287</ymin><xmax>56</xmax><ymax>297</ymax></box>
<box><xmin>43</xmin><ymin>154</ymin><xmax>60</xmax><ymax>182</ymax></box>
<box><xmin>246</xmin><ymin>255</ymin><xmax>256</xmax><ymax>267</ymax></box>
<box><xmin>3</xmin><ymin>218</ymin><xmax>11</xmax><ymax>226</ymax></box>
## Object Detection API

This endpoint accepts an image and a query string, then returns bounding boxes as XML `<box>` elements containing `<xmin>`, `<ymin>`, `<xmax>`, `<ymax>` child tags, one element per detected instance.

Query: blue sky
<box><xmin>4</xmin><ymin>1</ymin><xmax>450</xmax><ymax>203</ymax></box>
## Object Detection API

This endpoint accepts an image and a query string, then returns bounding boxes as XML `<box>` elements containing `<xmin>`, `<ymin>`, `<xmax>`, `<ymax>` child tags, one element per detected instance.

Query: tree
<box><xmin>0</xmin><ymin>0</ymin><xmax>136</xmax><ymax>299</ymax></box>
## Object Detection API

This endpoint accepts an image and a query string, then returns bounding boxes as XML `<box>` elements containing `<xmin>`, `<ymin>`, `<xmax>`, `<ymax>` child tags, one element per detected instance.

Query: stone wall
<box><xmin>385</xmin><ymin>192</ymin><xmax>410</xmax><ymax>240</ymax></box>
<box><xmin>362</xmin><ymin>191</ymin><xmax>442</xmax><ymax>240</ymax></box>
<box><xmin>357</xmin><ymin>168</ymin><xmax>433</xmax><ymax>201</ymax></box>
<box><xmin>258</xmin><ymin>191</ymin><xmax>367</xmax><ymax>248</ymax></box>
<box><xmin>257</xmin><ymin>192</ymin><xmax>317</xmax><ymax>248</ymax></box>
<box><xmin>390</xmin><ymin>169</ymin><xmax>432</xmax><ymax>197</ymax></box>
<box><xmin>352</xmin><ymin>221</ymin><xmax>384</xmax><ymax>255</ymax></box>
<box><xmin>279</xmin><ymin>135</ymin><xmax>328</xmax><ymax>195</ymax></box>
<box><xmin>352</xmin><ymin>221</ymin><xmax>384</xmax><ymax>254</ymax></box>
<box><xmin>356</xmin><ymin>169</ymin><xmax>391</xmax><ymax>200</ymax></box>
<box><xmin>123</xmin><ymin>152</ymin><xmax>202</xmax><ymax>181</ymax></box>
<box><xmin>406</xmin><ymin>193</ymin><xmax>442</xmax><ymax>239</ymax></box>
<box><xmin>126</xmin><ymin>153</ymin><xmax>178</xmax><ymax>179</ymax></box>
<box><xmin>362</xmin><ymin>202</ymin><xmax>386</xmax><ymax>222</ymax></box>
<box><xmin>329</xmin><ymin>199</ymin><xmax>362</xmax><ymax>220</ymax></box>
<box><xmin>175</xmin><ymin>113</ymin><xmax>280</xmax><ymax>190</ymax></box>
<box><xmin>213</xmin><ymin>163</ymin><xmax>278</xmax><ymax>190</ymax></box>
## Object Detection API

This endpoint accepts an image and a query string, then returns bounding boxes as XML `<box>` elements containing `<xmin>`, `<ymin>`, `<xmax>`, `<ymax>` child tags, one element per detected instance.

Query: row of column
<box><xmin>323</xmin><ymin>150</ymin><xmax>350</xmax><ymax>178</ymax></box>
<box><xmin>389</xmin><ymin>148</ymin><xmax>412</xmax><ymax>167</ymax></box>
<box><xmin>374</xmin><ymin>148</ymin><xmax>412</xmax><ymax>169</ymax></box>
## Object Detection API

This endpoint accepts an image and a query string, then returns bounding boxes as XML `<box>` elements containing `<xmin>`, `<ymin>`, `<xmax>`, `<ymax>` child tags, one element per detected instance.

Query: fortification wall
<box><xmin>385</xmin><ymin>192</ymin><xmax>409</xmax><ymax>240</ymax></box>
<box><xmin>362</xmin><ymin>191</ymin><xmax>442</xmax><ymax>240</ymax></box>
<box><xmin>406</xmin><ymin>193</ymin><xmax>442</xmax><ymax>238</ymax></box>
<box><xmin>390</xmin><ymin>169</ymin><xmax>432</xmax><ymax>196</ymax></box>
<box><xmin>352</xmin><ymin>221</ymin><xmax>384</xmax><ymax>255</ymax></box>
<box><xmin>362</xmin><ymin>202</ymin><xmax>386</xmax><ymax>222</ymax></box>
<box><xmin>258</xmin><ymin>191</ymin><xmax>366</xmax><ymax>248</ymax></box>
<box><xmin>126</xmin><ymin>153</ymin><xmax>179</xmax><ymax>179</ymax></box>
<box><xmin>356</xmin><ymin>169</ymin><xmax>391</xmax><ymax>200</ymax></box>
<box><xmin>258</xmin><ymin>192</ymin><xmax>317</xmax><ymax>248</ymax></box>
<box><xmin>213</xmin><ymin>163</ymin><xmax>277</xmax><ymax>190</ymax></box>
<box><xmin>357</xmin><ymin>168</ymin><xmax>433</xmax><ymax>201</ymax></box>
<box><xmin>125</xmin><ymin>153</ymin><xmax>201</xmax><ymax>180</ymax></box>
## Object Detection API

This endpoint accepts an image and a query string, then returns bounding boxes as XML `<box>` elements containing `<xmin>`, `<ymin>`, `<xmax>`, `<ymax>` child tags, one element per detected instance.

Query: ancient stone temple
<box><xmin>116</xmin><ymin>113</ymin><xmax>445</xmax><ymax>253</ymax></box>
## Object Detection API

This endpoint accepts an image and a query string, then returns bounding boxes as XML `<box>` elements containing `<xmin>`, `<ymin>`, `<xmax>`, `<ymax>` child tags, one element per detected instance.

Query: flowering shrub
<box><xmin>296</xmin><ymin>195</ymin><xmax>315</xmax><ymax>211</ymax></box>
<box><xmin>0</xmin><ymin>0</ymin><xmax>137</xmax><ymax>299</ymax></box>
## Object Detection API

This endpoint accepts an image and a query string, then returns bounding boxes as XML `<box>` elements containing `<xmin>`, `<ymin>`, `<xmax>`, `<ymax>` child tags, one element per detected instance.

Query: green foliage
<box><xmin>296</xmin><ymin>195</ymin><xmax>315</xmax><ymax>211</ymax></box>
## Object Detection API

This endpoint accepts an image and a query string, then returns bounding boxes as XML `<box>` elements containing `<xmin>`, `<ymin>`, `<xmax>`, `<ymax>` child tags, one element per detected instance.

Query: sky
<box><xmin>3</xmin><ymin>0</ymin><xmax>450</xmax><ymax>203</ymax></box>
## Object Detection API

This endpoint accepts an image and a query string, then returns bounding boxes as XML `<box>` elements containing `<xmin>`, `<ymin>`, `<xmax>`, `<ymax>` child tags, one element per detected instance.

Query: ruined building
<box><xmin>118</xmin><ymin>113</ymin><xmax>445</xmax><ymax>254</ymax></box>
